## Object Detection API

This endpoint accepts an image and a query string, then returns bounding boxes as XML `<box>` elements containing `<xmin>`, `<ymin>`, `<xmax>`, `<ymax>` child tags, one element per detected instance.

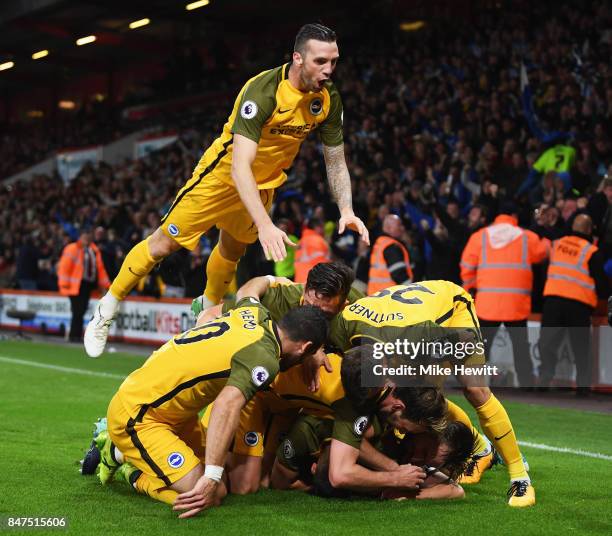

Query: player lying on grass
<box><xmin>204</xmin><ymin>343</ymin><xmax>456</xmax><ymax>495</ymax></box>
<box><xmin>196</xmin><ymin>265</ymin><xmax>492</xmax><ymax>483</ymax></box>
<box><xmin>270</xmin><ymin>413</ymin><xmax>473</xmax><ymax>501</ymax></box>
<box><xmin>327</xmin><ymin>280</ymin><xmax>535</xmax><ymax>506</ymax></box>
<box><xmin>92</xmin><ymin>297</ymin><xmax>328</xmax><ymax>518</ymax></box>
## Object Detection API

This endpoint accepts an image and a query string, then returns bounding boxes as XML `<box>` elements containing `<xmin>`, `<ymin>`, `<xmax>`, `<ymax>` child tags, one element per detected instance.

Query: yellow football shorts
<box><xmin>201</xmin><ymin>394</ymin><xmax>298</xmax><ymax>458</ymax></box>
<box><xmin>107</xmin><ymin>394</ymin><xmax>205</xmax><ymax>488</ymax></box>
<box><xmin>160</xmin><ymin>170</ymin><xmax>275</xmax><ymax>250</ymax></box>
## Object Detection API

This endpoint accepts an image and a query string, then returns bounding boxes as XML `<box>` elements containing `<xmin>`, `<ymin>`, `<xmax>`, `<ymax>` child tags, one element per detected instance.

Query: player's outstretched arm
<box><xmin>235</xmin><ymin>276</ymin><xmax>274</xmax><ymax>302</ymax></box>
<box><xmin>173</xmin><ymin>386</ymin><xmax>246</xmax><ymax>518</ymax></box>
<box><xmin>328</xmin><ymin>439</ymin><xmax>425</xmax><ymax>491</ymax></box>
<box><xmin>358</xmin><ymin>437</ymin><xmax>399</xmax><ymax>472</ymax></box>
<box><xmin>232</xmin><ymin>134</ymin><xmax>296</xmax><ymax>261</ymax></box>
<box><xmin>322</xmin><ymin>143</ymin><xmax>370</xmax><ymax>245</ymax></box>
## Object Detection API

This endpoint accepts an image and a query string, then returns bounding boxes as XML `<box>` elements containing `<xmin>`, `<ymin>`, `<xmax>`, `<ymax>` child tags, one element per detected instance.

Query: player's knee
<box><xmin>463</xmin><ymin>386</ymin><xmax>491</xmax><ymax>407</ymax></box>
<box><xmin>229</xmin><ymin>476</ymin><xmax>260</xmax><ymax>495</ymax></box>
<box><xmin>170</xmin><ymin>463</ymin><xmax>204</xmax><ymax>494</ymax></box>
<box><xmin>218</xmin><ymin>231</ymin><xmax>247</xmax><ymax>261</ymax></box>
<box><xmin>148</xmin><ymin>228</ymin><xmax>181</xmax><ymax>258</ymax></box>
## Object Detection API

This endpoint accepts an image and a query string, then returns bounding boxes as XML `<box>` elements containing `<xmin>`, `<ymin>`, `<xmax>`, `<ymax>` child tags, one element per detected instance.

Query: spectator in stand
<box><xmin>368</xmin><ymin>214</ymin><xmax>413</xmax><ymax>295</ymax></box>
<box><xmin>274</xmin><ymin>219</ymin><xmax>298</xmax><ymax>280</ymax></box>
<box><xmin>15</xmin><ymin>238</ymin><xmax>40</xmax><ymax>290</ymax></box>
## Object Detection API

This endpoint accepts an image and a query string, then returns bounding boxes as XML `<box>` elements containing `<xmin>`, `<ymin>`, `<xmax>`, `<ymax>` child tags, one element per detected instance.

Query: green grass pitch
<box><xmin>1</xmin><ymin>340</ymin><xmax>612</xmax><ymax>535</ymax></box>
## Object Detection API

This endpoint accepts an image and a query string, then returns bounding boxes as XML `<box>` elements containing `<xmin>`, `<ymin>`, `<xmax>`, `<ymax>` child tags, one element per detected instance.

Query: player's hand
<box><xmin>338</xmin><ymin>211</ymin><xmax>370</xmax><ymax>245</ymax></box>
<box><xmin>173</xmin><ymin>475</ymin><xmax>218</xmax><ymax>519</ymax></box>
<box><xmin>302</xmin><ymin>348</ymin><xmax>333</xmax><ymax>392</ymax></box>
<box><xmin>394</xmin><ymin>464</ymin><xmax>426</xmax><ymax>490</ymax></box>
<box><xmin>258</xmin><ymin>222</ymin><xmax>297</xmax><ymax>262</ymax></box>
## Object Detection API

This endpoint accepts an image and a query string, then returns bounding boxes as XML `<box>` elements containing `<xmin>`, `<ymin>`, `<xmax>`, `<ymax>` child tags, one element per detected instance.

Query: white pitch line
<box><xmin>2</xmin><ymin>354</ymin><xmax>612</xmax><ymax>461</ymax></box>
<box><xmin>518</xmin><ymin>440</ymin><xmax>612</xmax><ymax>461</ymax></box>
<box><xmin>0</xmin><ymin>355</ymin><xmax>125</xmax><ymax>380</ymax></box>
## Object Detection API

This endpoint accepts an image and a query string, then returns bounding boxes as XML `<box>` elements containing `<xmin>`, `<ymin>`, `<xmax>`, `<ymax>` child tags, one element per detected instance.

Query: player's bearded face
<box><xmin>298</xmin><ymin>40</ymin><xmax>339</xmax><ymax>92</ymax></box>
<box><xmin>279</xmin><ymin>341</ymin><xmax>318</xmax><ymax>371</ymax></box>
<box><xmin>378</xmin><ymin>393</ymin><xmax>427</xmax><ymax>434</ymax></box>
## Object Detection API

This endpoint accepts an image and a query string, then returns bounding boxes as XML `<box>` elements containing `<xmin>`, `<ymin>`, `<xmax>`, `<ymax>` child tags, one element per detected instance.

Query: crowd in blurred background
<box><xmin>1</xmin><ymin>0</ymin><xmax>610</xmax><ymax>313</ymax></box>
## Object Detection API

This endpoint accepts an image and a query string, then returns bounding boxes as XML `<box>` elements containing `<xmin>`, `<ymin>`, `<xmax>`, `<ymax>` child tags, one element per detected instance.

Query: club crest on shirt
<box><xmin>309</xmin><ymin>98</ymin><xmax>323</xmax><ymax>116</ymax></box>
<box><xmin>244</xmin><ymin>431</ymin><xmax>259</xmax><ymax>447</ymax></box>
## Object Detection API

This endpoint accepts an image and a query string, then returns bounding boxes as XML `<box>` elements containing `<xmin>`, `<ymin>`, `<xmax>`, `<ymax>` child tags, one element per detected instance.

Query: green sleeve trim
<box><xmin>231</xmin><ymin>67</ymin><xmax>280</xmax><ymax>143</ymax></box>
<box><xmin>319</xmin><ymin>82</ymin><xmax>343</xmax><ymax>147</ymax></box>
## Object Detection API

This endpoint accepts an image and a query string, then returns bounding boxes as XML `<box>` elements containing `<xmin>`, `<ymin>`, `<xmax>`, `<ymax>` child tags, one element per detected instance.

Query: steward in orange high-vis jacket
<box><xmin>58</xmin><ymin>230</ymin><xmax>110</xmax><ymax>342</ymax></box>
<box><xmin>538</xmin><ymin>214</ymin><xmax>609</xmax><ymax>394</ymax></box>
<box><xmin>460</xmin><ymin>203</ymin><xmax>549</xmax><ymax>386</ymax></box>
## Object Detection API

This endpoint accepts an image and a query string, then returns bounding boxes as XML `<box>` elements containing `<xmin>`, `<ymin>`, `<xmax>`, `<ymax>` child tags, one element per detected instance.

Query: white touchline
<box><xmin>0</xmin><ymin>355</ymin><xmax>125</xmax><ymax>380</ymax></box>
<box><xmin>518</xmin><ymin>440</ymin><xmax>612</xmax><ymax>461</ymax></box>
<box><xmin>2</xmin><ymin>355</ymin><xmax>612</xmax><ymax>461</ymax></box>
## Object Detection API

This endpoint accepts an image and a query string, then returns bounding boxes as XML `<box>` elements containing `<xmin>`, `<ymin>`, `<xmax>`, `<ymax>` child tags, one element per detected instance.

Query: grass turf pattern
<box><xmin>1</xmin><ymin>340</ymin><xmax>611</xmax><ymax>535</ymax></box>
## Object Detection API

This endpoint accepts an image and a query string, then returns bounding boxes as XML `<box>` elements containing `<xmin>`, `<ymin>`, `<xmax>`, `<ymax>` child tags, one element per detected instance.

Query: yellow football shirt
<box><xmin>117</xmin><ymin>298</ymin><xmax>281</xmax><ymax>425</ymax></box>
<box><xmin>194</xmin><ymin>63</ymin><xmax>343</xmax><ymax>190</ymax></box>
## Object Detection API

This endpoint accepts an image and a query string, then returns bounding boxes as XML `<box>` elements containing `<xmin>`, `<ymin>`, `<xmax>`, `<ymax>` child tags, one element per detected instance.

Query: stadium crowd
<box><xmin>1</xmin><ymin>0</ymin><xmax>610</xmax><ymax>310</ymax></box>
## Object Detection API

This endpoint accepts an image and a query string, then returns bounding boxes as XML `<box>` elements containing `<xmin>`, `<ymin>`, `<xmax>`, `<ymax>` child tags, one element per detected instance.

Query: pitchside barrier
<box><xmin>0</xmin><ymin>289</ymin><xmax>610</xmax><ymax>390</ymax></box>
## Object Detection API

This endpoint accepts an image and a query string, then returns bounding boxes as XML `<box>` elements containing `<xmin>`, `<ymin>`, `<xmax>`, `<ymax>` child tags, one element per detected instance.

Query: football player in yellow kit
<box><xmin>328</xmin><ymin>280</ymin><xmax>535</xmax><ymax>507</ymax></box>
<box><xmin>94</xmin><ymin>297</ymin><xmax>328</xmax><ymax>518</ymax></box>
<box><xmin>85</xmin><ymin>23</ymin><xmax>368</xmax><ymax>358</ymax></box>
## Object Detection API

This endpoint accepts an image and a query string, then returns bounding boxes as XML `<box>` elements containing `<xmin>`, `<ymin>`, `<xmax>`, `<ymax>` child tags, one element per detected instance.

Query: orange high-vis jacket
<box><xmin>460</xmin><ymin>215</ymin><xmax>549</xmax><ymax>321</ymax></box>
<box><xmin>57</xmin><ymin>240</ymin><xmax>110</xmax><ymax>296</ymax></box>
<box><xmin>294</xmin><ymin>228</ymin><xmax>331</xmax><ymax>284</ymax></box>
<box><xmin>543</xmin><ymin>235</ymin><xmax>598</xmax><ymax>308</ymax></box>
<box><xmin>367</xmin><ymin>235</ymin><xmax>412</xmax><ymax>295</ymax></box>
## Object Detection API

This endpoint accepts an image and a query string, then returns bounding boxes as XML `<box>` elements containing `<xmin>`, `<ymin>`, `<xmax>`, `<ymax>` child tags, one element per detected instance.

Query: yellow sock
<box><xmin>134</xmin><ymin>473</ymin><xmax>178</xmax><ymax>505</ymax></box>
<box><xmin>475</xmin><ymin>394</ymin><xmax>528</xmax><ymax>480</ymax></box>
<box><xmin>204</xmin><ymin>245</ymin><xmax>238</xmax><ymax>304</ymax></box>
<box><xmin>109</xmin><ymin>238</ymin><xmax>159</xmax><ymax>300</ymax></box>
<box><xmin>447</xmin><ymin>400</ymin><xmax>489</xmax><ymax>456</ymax></box>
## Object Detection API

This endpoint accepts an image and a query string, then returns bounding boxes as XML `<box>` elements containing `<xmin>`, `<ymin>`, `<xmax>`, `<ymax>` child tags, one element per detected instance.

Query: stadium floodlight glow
<box><xmin>58</xmin><ymin>100</ymin><xmax>76</xmax><ymax>109</ymax></box>
<box><xmin>76</xmin><ymin>35</ymin><xmax>96</xmax><ymax>46</ymax></box>
<box><xmin>129</xmin><ymin>18</ymin><xmax>150</xmax><ymax>29</ymax></box>
<box><xmin>32</xmin><ymin>50</ymin><xmax>49</xmax><ymax>60</ymax></box>
<box><xmin>186</xmin><ymin>0</ymin><xmax>210</xmax><ymax>11</ymax></box>
<box><xmin>399</xmin><ymin>21</ymin><xmax>426</xmax><ymax>32</ymax></box>
<box><xmin>0</xmin><ymin>61</ymin><xmax>14</xmax><ymax>71</ymax></box>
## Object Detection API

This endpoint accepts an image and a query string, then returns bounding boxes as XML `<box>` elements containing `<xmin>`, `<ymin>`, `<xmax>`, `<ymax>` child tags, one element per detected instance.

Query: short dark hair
<box><xmin>294</xmin><ymin>23</ymin><xmax>337</xmax><ymax>55</ymax></box>
<box><xmin>278</xmin><ymin>305</ymin><xmax>329</xmax><ymax>350</ymax></box>
<box><xmin>305</xmin><ymin>261</ymin><xmax>354</xmax><ymax>303</ymax></box>
<box><xmin>438</xmin><ymin>421</ymin><xmax>476</xmax><ymax>481</ymax></box>
<box><xmin>340</xmin><ymin>345</ymin><xmax>376</xmax><ymax>413</ymax></box>
<box><xmin>392</xmin><ymin>387</ymin><xmax>448</xmax><ymax>433</ymax></box>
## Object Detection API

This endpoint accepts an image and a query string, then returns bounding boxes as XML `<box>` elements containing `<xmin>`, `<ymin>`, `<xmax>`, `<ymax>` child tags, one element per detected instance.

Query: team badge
<box><xmin>241</xmin><ymin>100</ymin><xmax>258</xmax><ymax>119</ymax></box>
<box><xmin>167</xmin><ymin>223</ymin><xmax>180</xmax><ymax>236</ymax></box>
<box><xmin>282</xmin><ymin>439</ymin><xmax>295</xmax><ymax>459</ymax></box>
<box><xmin>309</xmin><ymin>98</ymin><xmax>323</xmax><ymax>116</ymax></box>
<box><xmin>353</xmin><ymin>416</ymin><xmax>369</xmax><ymax>436</ymax></box>
<box><xmin>167</xmin><ymin>452</ymin><xmax>185</xmax><ymax>468</ymax></box>
<box><xmin>244</xmin><ymin>431</ymin><xmax>259</xmax><ymax>447</ymax></box>
<box><xmin>251</xmin><ymin>366</ymin><xmax>269</xmax><ymax>386</ymax></box>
